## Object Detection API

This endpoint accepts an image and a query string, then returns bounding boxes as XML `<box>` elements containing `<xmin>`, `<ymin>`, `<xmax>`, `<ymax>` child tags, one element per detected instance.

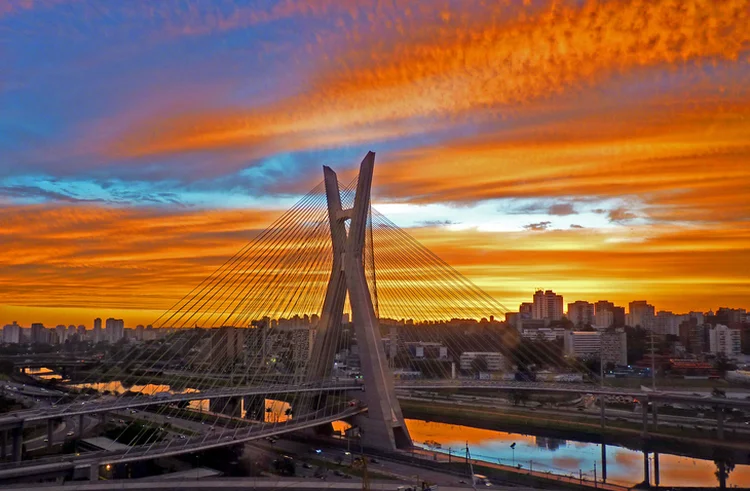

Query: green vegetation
<box><xmin>400</xmin><ymin>399</ymin><xmax>749</xmax><ymax>451</ymax></box>
<box><xmin>104</xmin><ymin>422</ymin><xmax>164</xmax><ymax>446</ymax></box>
<box><xmin>0</xmin><ymin>394</ymin><xmax>25</xmax><ymax>413</ymax></box>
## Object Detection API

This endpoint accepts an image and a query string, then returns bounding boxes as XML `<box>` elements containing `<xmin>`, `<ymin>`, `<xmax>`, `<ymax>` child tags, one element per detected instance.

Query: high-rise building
<box><xmin>627</xmin><ymin>301</ymin><xmax>655</xmax><ymax>329</ymax></box>
<box><xmin>211</xmin><ymin>326</ymin><xmax>246</xmax><ymax>369</ymax></box>
<box><xmin>30</xmin><ymin>323</ymin><xmax>48</xmax><ymax>344</ymax></box>
<box><xmin>519</xmin><ymin>303</ymin><xmax>533</xmax><ymax>320</ymax></box>
<box><xmin>55</xmin><ymin>325</ymin><xmax>67</xmax><ymax>344</ymax></box>
<box><xmin>388</xmin><ymin>326</ymin><xmax>399</xmax><ymax>361</ymax></box>
<box><xmin>77</xmin><ymin>325</ymin><xmax>86</xmax><ymax>340</ymax></box>
<box><xmin>105</xmin><ymin>318</ymin><xmax>124</xmax><ymax>343</ymax></box>
<box><xmin>3</xmin><ymin>321</ymin><xmax>21</xmax><ymax>344</ymax></box>
<box><xmin>567</xmin><ymin>301</ymin><xmax>594</xmax><ymax>327</ymax></box>
<box><xmin>532</xmin><ymin>290</ymin><xmax>563</xmax><ymax>321</ymax></box>
<box><xmin>594</xmin><ymin>301</ymin><xmax>624</xmax><ymax>328</ymax></box>
<box><xmin>709</xmin><ymin>324</ymin><xmax>741</xmax><ymax>358</ymax></box>
<box><xmin>135</xmin><ymin>324</ymin><xmax>144</xmax><ymax>341</ymax></box>
<box><xmin>688</xmin><ymin>323</ymin><xmax>709</xmax><ymax>354</ymax></box>
<box><xmin>93</xmin><ymin>318</ymin><xmax>103</xmax><ymax>343</ymax></box>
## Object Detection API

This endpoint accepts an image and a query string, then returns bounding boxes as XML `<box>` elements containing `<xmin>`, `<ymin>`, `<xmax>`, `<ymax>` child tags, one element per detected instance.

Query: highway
<box><xmin>0</xmin><ymin>405</ymin><xmax>367</xmax><ymax>481</ymax></box>
<box><xmin>399</xmin><ymin>390</ymin><xmax>750</xmax><ymax>434</ymax></box>
<box><xmin>0</xmin><ymin>382</ymin><xmax>361</xmax><ymax>425</ymax></box>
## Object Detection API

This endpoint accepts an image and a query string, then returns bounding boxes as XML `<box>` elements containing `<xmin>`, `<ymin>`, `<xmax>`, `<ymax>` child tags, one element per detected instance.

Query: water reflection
<box><xmin>405</xmin><ymin>419</ymin><xmax>750</xmax><ymax>488</ymax></box>
<box><xmin>68</xmin><ymin>380</ymin><xmax>291</xmax><ymax>424</ymax></box>
<box><xmin>24</xmin><ymin>367</ymin><xmax>62</xmax><ymax>381</ymax></box>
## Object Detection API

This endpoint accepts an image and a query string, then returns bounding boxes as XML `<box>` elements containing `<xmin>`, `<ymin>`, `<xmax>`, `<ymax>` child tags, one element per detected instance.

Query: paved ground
<box><xmin>254</xmin><ymin>437</ymin><xmax>483</xmax><ymax>488</ymax></box>
<box><xmin>1</xmin><ymin>477</ymin><xmax>535</xmax><ymax>490</ymax></box>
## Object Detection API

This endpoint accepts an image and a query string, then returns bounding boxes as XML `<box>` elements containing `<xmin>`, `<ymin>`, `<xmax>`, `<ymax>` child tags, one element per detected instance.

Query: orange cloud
<box><xmin>404</xmin><ymin>222</ymin><xmax>750</xmax><ymax>314</ymax></box>
<box><xmin>1</xmin><ymin>199</ymin><xmax>747</xmax><ymax>327</ymax></box>
<box><xmin>110</xmin><ymin>0</ymin><xmax>750</xmax><ymax>159</ymax></box>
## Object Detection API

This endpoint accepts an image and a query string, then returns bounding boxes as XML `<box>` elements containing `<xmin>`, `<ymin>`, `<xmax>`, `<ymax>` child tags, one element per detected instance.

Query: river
<box><xmin>405</xmin><ymin>419</ymin><xmax>750</xmax><ymax>488</ymax></box>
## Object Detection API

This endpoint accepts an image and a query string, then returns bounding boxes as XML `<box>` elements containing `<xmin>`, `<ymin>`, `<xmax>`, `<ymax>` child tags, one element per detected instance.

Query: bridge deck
<box><xmin>0</xmin><ymin>406</ymin><xmax>366</xmax><ymax>479</ymax></box>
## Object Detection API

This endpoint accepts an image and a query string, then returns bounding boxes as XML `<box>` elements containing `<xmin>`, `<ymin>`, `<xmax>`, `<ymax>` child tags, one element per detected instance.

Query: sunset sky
<box><xmin>1</xmin><ymin>0</ymin><xmax>749</xmax><ymax>327</ymax></box>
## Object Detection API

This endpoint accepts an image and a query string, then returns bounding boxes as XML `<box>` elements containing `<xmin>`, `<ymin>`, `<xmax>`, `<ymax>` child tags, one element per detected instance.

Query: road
<box><xmin>261</xmin><ymin>437</ymin><xmax>483</xmax><ymax>488</ymax></box>
<box><xmin>0</xmin><ymin>477</ymin><xmax>538</xmax><ymax>490</ymax></box>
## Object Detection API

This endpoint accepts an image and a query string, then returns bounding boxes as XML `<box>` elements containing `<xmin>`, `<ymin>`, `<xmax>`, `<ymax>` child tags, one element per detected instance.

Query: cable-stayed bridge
<box><xmin>1</xmin><ymin>153</ymin><xmax>744</xmax><ymax>483</ymax></box>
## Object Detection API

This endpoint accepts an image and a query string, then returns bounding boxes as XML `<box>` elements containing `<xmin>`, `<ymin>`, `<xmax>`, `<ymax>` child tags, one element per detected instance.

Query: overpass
<box><xmin>0</xmin><ymin>405</ymin><xmax>366</xmax><ymax>483</ymax></box>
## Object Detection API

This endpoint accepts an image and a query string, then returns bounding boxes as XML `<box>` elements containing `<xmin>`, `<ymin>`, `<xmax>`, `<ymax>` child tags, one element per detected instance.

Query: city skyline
<box><xmin>3</xmin><ymin>293</ymin><xmax>746</xmax><ymax>329</ymax></box>
<box><xmin>2</xmin><ymin>1</ymin><xmax>749</xmax><ymax>326</ymax></box>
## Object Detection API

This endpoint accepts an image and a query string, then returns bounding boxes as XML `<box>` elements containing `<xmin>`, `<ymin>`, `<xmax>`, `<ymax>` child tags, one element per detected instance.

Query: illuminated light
<box><xmin>105</xmin><ymin>464</ymin><xmax>111</xmax><ymax>471</ymax></box>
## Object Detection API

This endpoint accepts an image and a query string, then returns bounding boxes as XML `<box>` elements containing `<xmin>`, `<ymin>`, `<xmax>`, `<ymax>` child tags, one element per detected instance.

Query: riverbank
<box><xmin>400</xmin><ymin>399</ymin><xmax>750</xmax><ymax>464</ymax></box>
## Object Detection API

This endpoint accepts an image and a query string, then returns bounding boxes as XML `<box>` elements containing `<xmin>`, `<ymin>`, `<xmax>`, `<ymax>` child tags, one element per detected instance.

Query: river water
<box><xmin>405</xmin><ymin>419</ymin><xmax>750</xmax><ymax>488</ymax></box>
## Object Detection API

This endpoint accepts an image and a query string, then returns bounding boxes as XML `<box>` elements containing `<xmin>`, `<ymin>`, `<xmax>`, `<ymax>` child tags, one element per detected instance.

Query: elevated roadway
<box><xmin>4</xmin><ymin>379</ymin><xmax>750</xmax><ymax>431</ymax></box>
<box><xmin>0</xmin><ymin>383</ymin><xmax>360</xmax><ymax>427</ymax></box>
<box><xmin>0</xmin><ymin>405</ymin><xmax>366</xmax><ymax>482</ymax></box>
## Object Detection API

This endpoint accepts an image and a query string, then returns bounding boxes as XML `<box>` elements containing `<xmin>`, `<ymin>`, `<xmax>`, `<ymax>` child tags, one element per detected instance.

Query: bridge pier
<box><xmin>78</xmin><ymin>414</ymin><xmax>85</xmax><ymax>438</ymax></box>
<box><xmin>11</xmin><ymin>426</ymin><xmax>22</xmax><ymax>462</ymax></box>
<box><xmin>47</xmin><ymin>419</ymin><xmax>54</xmax><ymax>449</ymax></box>
<box><xmin>89</xmin><ymin>464</ymin><xmax>99</xmax><ymax>481</ymax></box>
<box><xmin>244</xmin><ymin>397</ymin><xmax>265</xmax><ymax>421</ymax></box>
<box><xmin>643</xmin><ymin>452</ymin><xmax>650</xmax><ymax>487</ymax></box>
<box><xmin>641</xmin><ymin>399</ymin><xmax>649</xmax><ymax>438</ymax></box>
<box><xmin>599</xmin><ymin>395</ymin><xmax>605</xmax><ymax>427</ymax></box>
<box><xmin>209</xmin><ymin>397</ymin><xmax>241</xmax><ymax>418</ymax></box>
<box><xmin>601</xmin><ymin>443</ymin><xmax>607</xmax><ymax>483</ymax></box>
<box><xmin>653</xmin><ymin>452</ymin><xmax>660</xmax><ymax>487</ymax></box>
<box><xmin>716</xmin><ymin>406</ymin><xmax>725</xmax><ymax>440</ymax></box>
<box><xmin>651</xmin><ymin>401</ymin><xmax>658</xmax><ymax>429</ymax></box>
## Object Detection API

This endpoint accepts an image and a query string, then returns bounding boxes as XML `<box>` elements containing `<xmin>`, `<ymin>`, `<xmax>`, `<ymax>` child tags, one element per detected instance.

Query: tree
<box><xmin>470</xmin><ymin>356</ymin><xmax>489</xmax><ymax>374</ymax></box>
<box><xmin>714</xmin><ymin>354</ymin><xmax>734</xmax><ymax>376</ymax></box>
<box><xmin>714</xmin><ymin>459</ymin><xmax>735</xmax><ymax>490</ymax></box>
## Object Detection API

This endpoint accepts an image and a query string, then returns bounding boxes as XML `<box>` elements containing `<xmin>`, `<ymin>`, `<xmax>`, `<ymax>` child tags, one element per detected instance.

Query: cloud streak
<box><xmin>109</xmin><ymin>0</ymin><xmax>750</xmax><ymax>159</ymax></box>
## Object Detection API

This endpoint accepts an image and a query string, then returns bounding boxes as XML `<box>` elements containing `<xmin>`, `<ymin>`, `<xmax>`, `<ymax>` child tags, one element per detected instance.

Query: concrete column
<box><xmin>601</xmin><ymin>444</ymin><xmax>607</xmax><ymax>483</ymax></box>
<box><xmin>643</xmin><ymin>452</ymin><xmax>650</xmax><ymax>487</ymax></box>
<box><xmin>209</xmin><ymin>397</ymin><xmax>241</xmax><ymax>418</ymax></box>
<box><xmin>599</xmin><ymin>395</ymin><xmax>606</xmax><ymax>428</ymax></box>
<box><xmin>89</xmin><ymin>464</ymin><xmax>99</xmax><ymax>481</ymax></box>
<box><xmin>47</xmin><ymin>419</ymin><xmax>54</xmax><ymax>448</ymax></box>
<box><xmin>1</xmin><ymin>430</ymin><xmax>6</xmax><ymax>459</ymax></box>
<box><xmin>99</xmin><ymin>413</ymin><xmax>106</xmax><ymax>425</ymax></box>
<box><xmin>716</xmin><ymin>406</ymin><xmax>725</xmax><ymax>440</ymax></box>
<box><xmin>651</xmin><ymin>402</ymin><xmax>658</xmax><ymax>429</ymax></box>
<box><xmin>11</xmin><ymin>426</ymin><xmax>22</xmax><ymax>462</ymax></box>
<box><xmin>653</xmin><ymin>452</ymin><xmax>660</xmax><ymax>487</ymax></box>
<box><xmin>78</xmin><ymin>414</ymin><xmax>85</xmax><ymax>438</ymax></box>
<box><xmin>641</xmin><ymin>400</ymin><xmax>649</xmax><ymax>438</ymax></box>
<box><xmin>244</xmin><ymin>397</ymin><xmax>265</xmax><ymax>421</ymax></box>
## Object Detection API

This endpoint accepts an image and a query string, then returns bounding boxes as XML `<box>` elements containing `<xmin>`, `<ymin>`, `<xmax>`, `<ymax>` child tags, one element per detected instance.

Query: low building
<box><xmin>563</xmin><ymin>329</ymin><xmax>627</xmax><ymax>366</ymax></box>
<box><xmin>459</xmin><ymin>352</ymin><xmax>506</xmax><ymax>371</ymax></box>
<box><xmin>521</xmin><ymin>326</ymin><xmax>566</xmax><ymax>341</ymax></box>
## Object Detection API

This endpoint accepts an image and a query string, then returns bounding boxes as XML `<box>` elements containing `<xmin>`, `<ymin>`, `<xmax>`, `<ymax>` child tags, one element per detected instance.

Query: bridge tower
<box><xmin>308</xmin><ymin>151</ymin><xmax>412</xmax><ymax>451</ymax></box>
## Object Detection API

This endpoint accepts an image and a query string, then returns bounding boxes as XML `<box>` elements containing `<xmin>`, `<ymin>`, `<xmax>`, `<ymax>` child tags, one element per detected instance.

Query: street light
<box><xmin>510</xmin><ymin>442</ymin><xmax>516</xmax><ymax>467</ymax></box>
